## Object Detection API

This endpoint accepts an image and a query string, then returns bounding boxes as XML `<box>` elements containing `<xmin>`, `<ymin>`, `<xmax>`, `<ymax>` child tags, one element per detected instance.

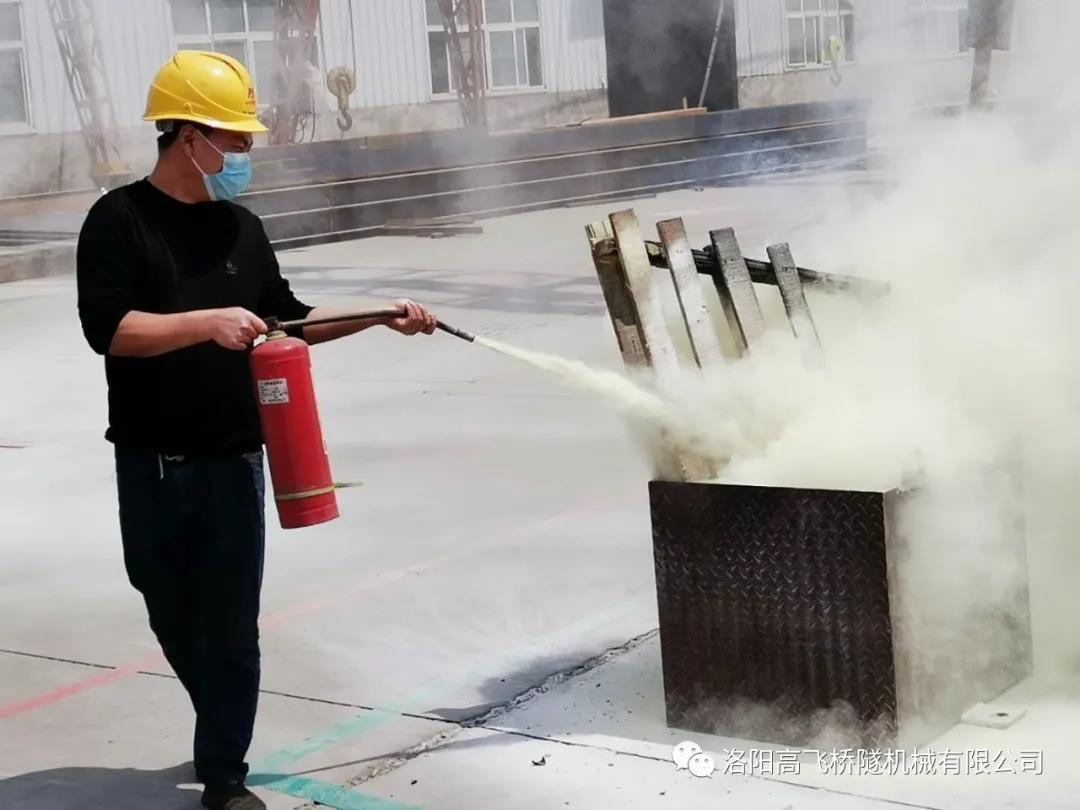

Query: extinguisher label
<box><xmin>257</xmin><ymin>378</ymin><xmax>290</xmax><ymax>405</ymax></box>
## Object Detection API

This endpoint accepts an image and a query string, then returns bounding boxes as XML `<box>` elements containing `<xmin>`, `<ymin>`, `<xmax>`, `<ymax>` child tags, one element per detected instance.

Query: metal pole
<box><xmin>698</xmin><ymin>0</ymin><xmax>726</xmax><ymax>109</ymax></box>
<box><xmin>643</xmin><ymin>240</ymin><xmax>890</xmax><ymax>298</ymax></box>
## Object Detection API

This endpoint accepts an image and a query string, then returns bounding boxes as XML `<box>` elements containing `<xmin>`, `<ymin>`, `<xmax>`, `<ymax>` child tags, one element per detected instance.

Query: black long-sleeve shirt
<box><xmin>77</xmin><ymin>179</ymin><xmax>312</xmax><ymax>456</ymax></box>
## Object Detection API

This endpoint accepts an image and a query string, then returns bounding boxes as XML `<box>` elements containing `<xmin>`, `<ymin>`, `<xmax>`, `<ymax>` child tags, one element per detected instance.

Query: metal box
<box><xmin>650</xmin><ymin>480</ymin><xmax>1033</xmax><ymax>747</ymax></box>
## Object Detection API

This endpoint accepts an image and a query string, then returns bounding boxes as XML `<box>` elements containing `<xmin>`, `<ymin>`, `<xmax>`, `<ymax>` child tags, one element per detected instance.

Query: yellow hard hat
<box><xmin>144</xmin><ymin>50</ymin><xmax>267</xmax><ymax>133</ymax></box>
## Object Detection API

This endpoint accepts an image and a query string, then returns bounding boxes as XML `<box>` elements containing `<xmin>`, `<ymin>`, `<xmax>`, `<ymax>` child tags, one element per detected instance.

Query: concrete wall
<box><xmin>0</xmin><ymin>127</ymin><xmax>158</xmax><ymax>198</ymax></box>
<box><xmin>738</xmin><ymin>55</ymin><xmax>976</xmax><ymax>110</ymax></box>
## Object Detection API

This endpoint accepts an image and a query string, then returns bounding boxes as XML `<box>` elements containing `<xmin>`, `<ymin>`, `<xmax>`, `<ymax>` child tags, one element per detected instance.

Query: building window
<box><xmin>425</xmin><ymin>0</ymin><xmax>543</xmax><ymax>95</ymax></box>
<box><xmin>484</xmin><ymin>0</ymin><xmax>543</xmax><ymax>90</ymax></box>
<box><xmin>784</xmin><ymin>0</ymin><xmax>855</xmax><ymax>69</ymax></box>
<box><xmin>0</xmin><ymin>1</ymin><xmax>29</xmax><ymax>125</ymax></box>
<box><xmin>425</xmin><ymin>0</ymin><xmax>470</xmax><ymax>95</ymax></box>
<box><xmin>169</xmin><ymin>0</ymin><xmax>317</xmax><ymax>106</ymax></box>
<box><xmin>908</xmin><ymin>0</ymin><xmax>970</xmax><ymax>56</ymax></box>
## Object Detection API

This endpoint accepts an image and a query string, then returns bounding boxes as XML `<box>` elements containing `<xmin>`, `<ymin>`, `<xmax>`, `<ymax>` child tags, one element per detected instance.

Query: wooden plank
<box><xmin>586</xmin><ymin>219</ymin><xmax>651</xmax><ymax>371</ymax></box>
<box><xmin>656</xmin><ymin>217</ymin><xmax>725</xmax><ymax>370</ymax></box>
<box><xmin>582</xmin><ymin>107</ymin><xmax>708</xmax><ymax>127</ymax></box>
<box><xmin>587</xmin><ymin>217</ymin><xmax>684</xmax><ymax>481</ymax></box>
<box><xmin>709</xmin><ymin>227</ymin><xmax>766</xmax><ymax>355</ymax></box>
<box><xmin>608</xmin><ymin>210</ymin><xmax>683</xmax><ymax>383</ymax></box>
<box><xmin>606</xmin><ymin>210</ymin><xmax>714</xmax><ymax>482</ymax></box>
<box><xmin>767</xmin><ymin>242</ymin><xmax>824</xmax><ymax>367</ymax></box>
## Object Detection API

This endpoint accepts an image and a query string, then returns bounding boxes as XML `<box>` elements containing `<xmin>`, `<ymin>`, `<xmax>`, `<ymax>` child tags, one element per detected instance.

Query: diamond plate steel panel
<box><xmin>651</xmin><ymin>480</ymin><xmax>1034</xmax><ymax>748</ymax></box>
<box><xmin>651</xmin><ymin>481</ymin><xmax>898</xmax><ymax>746</ymax></box>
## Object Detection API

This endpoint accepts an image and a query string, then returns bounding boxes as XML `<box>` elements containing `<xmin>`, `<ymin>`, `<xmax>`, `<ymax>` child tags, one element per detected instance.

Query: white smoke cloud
<box><xmin>490</xmin><ymin>45</ymin><xmax>1080</xmax><ymax>702</ymax></box>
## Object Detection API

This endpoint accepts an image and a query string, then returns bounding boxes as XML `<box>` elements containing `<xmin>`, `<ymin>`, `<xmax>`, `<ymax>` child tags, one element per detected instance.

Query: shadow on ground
<box><xmin>0</xmin><ymin>763</ymin><xmax>201</xmax><ymax>809</ymax></box>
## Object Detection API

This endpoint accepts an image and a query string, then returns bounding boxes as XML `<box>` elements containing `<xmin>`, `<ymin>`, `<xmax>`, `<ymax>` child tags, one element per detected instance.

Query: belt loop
<box><xmin>158</xmin><ymin>454</ymin><xmax>164</xmax><ymax>481</ymax></box>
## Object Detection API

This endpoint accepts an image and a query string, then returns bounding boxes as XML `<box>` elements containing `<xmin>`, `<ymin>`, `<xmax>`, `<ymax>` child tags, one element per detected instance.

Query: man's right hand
<box><xmin>108</xmin><ymin>308</ymin><xmax>268</xmax><ymax>358</ymax></box>
<box><xmin>205</xmin><ymin>308</ymin><xmax>268</xmax><ymax>351</ymax></box>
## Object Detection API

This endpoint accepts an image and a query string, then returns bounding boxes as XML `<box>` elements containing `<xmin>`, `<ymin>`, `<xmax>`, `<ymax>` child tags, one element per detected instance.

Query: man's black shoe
<box><xmin>201</xmin><ymin>782</ymin><xmax>266</xmax><ymax>810</ymax></box>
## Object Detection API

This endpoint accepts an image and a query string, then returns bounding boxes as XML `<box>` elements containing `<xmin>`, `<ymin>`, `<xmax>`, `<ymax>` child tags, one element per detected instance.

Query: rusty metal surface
<box><xmin>650</xmin><ymin>481</ymin><xmax>898</xmax><ymax>745</ymax></box>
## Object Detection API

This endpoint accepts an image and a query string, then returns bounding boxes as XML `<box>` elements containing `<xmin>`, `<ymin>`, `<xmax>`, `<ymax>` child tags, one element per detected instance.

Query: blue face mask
<box><xmin>191</xmin><ymin>132</ymin><xmax>252</xmax><ymax>201</ymax></box>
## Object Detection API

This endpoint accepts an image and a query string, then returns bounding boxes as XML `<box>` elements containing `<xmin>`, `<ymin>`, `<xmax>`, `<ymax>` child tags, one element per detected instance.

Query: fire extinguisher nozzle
<box><xmin>436</xmin><ymin>320</ymin><xmax>476</xmax><ymax>343</ymax></box>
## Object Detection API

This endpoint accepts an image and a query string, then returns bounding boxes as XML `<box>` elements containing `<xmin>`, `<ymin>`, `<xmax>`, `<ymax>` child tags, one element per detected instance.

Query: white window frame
<box><xmin>168</xmin><ymin>0</ymin><xmax>321</xmax><ymax>109</ymax></box>
<box><xmin>907</xmin><ymin>0</ymin><xmax>971</xmax><ymax>58</ymax></box>
<box><xmin>783</xmin><ymin>0</ymin><xmax>856</xmax><ymax>70</ymax></box>
<box><xmin>0</xmin><ymin>0</ymin><xmax>32</xmax><ymax>133</ymax></box>
<box><xmin>483</xmin><ymin>1</ymin><xmax>543</xmax><ymax>93</ymax></box>
<box><xmin>424</xmin><ymin>0</ymin><xmax>545</xmax><ymax>99</ymax></box>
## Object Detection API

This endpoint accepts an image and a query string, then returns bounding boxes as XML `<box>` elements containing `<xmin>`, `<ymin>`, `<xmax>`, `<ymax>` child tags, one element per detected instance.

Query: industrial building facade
<box><xmin>1</xmin><ymin>1</ymin><xmax>607</xmax><ymax>141</ymax></box>
<box><xmin>0</xmin><ymin>0</ymin><xmax>1061</xmax><ymax>194</ymax></box>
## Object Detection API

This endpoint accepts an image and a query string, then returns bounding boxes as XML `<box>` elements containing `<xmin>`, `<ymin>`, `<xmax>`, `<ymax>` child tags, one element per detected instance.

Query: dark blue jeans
<box><xmin>115</xmin><ymin>446</ymin><xmax>265</xmax><ymax>787</ymax></box>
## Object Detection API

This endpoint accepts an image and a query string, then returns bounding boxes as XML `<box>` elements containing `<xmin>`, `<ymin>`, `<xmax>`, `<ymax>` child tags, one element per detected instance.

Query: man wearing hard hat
<box><xmin>77</xmin><ymin>52</ymin><xmax>436</xmax><ymax>810</ymax></box>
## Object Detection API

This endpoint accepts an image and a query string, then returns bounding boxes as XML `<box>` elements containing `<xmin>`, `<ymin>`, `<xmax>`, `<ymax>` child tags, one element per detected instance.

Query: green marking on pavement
<box><xmin>249</xmin><ymin>774</ymin><xmax>420</xmax><ymax>810</ymax></box>
<box><xmin>255</xmin><ymin>709</ymin><xmax>400</xmax><ymax>775</ymax></box>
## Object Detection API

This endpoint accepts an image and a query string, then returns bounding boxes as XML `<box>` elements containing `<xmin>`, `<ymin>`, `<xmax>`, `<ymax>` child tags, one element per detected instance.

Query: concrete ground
<box><xmin>1</xmin><ymin>184</ymin><xmax>1077</xmax><ymax>810</ymax></box>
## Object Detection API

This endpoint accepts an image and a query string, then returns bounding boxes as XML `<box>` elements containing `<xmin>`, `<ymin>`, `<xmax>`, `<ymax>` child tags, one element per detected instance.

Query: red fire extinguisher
<box><xmin>250</xmin><ymin>331</ymin><xmax>339</xmax><ymax>530</ymax></box>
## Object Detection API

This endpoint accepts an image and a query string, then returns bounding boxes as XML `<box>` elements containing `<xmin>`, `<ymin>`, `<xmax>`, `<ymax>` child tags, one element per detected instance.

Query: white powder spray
<box><xmin>476</xmin><ymin>328</ymin><xmax>932</xmax><ymax>494</ymax></box>
<box><xmin>473</xmin><ymin>336</ymin><xmax>669</xmax><ymax>422</ymax></box>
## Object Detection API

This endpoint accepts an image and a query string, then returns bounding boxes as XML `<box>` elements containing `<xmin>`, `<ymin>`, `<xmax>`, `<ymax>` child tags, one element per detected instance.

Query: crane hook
<box><xmin>326</xmin><ymin>67</ymin><xmax>356</xmax><ymax>133</ymax></box>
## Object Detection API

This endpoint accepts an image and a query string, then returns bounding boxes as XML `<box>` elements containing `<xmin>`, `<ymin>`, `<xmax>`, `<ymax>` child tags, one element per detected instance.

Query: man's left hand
<box><xmin>388</xmin><ymin>299</ymin><xmax>437</xmax><ymax>336</ymax></box>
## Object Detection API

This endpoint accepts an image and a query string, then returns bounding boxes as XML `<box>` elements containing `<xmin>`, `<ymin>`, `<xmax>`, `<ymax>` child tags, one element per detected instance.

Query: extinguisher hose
<box><xmin>267</xmin><ymin>309</ymin><xmax>476</xmax><ymax>343</ymax></box>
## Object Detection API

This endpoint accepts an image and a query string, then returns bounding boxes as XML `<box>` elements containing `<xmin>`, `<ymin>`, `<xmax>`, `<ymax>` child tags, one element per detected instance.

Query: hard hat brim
<box><xmin>144</xmin><ymin>112</ymin><xmax>269</xmax><ymax>134</ymax></box>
